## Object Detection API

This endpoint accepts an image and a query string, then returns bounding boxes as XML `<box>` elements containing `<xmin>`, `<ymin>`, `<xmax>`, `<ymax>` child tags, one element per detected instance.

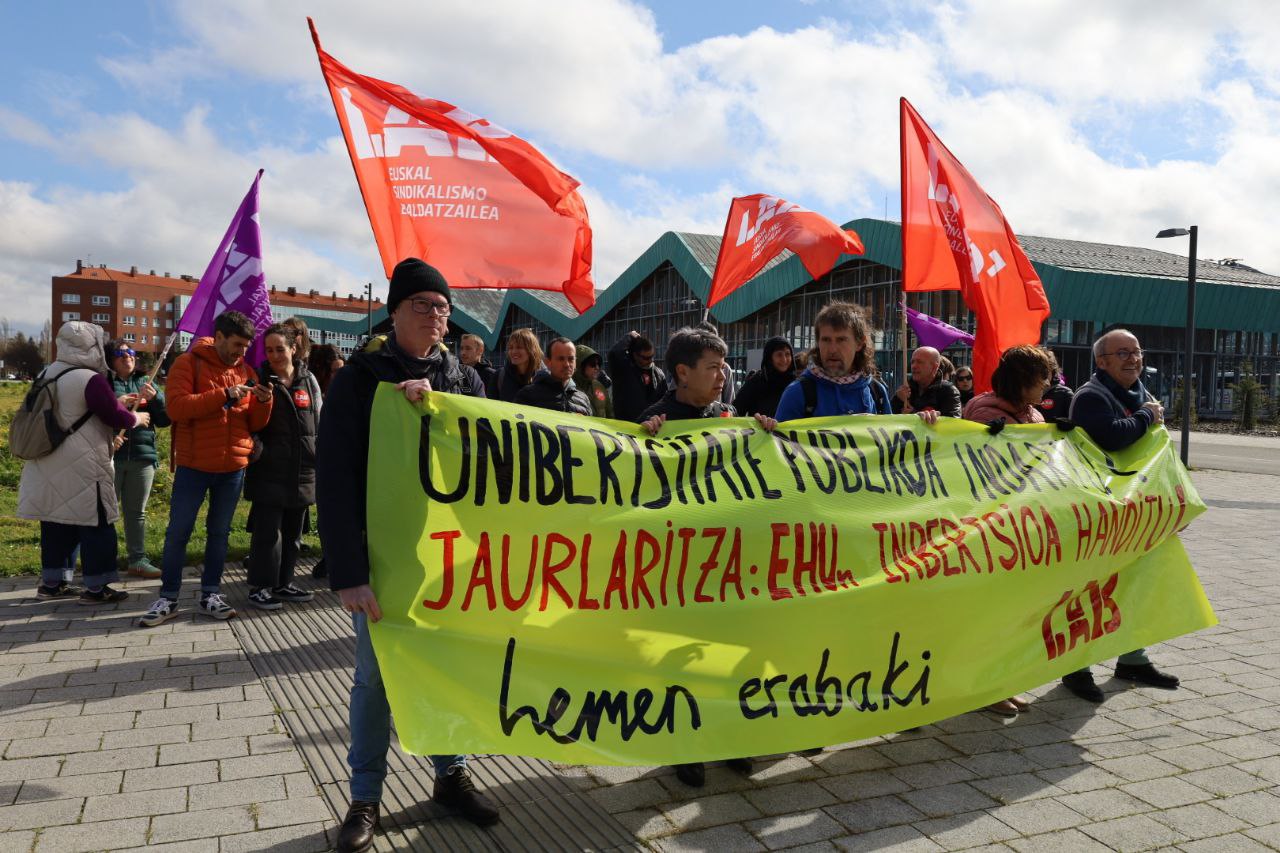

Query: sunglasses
<box><xmin>112</xmin><ymin>347</ymin><xmax>136</xmax><ymax>358</ymax></box>
<box><xmin>956</xmin><ymin>374</ymin><xmax>973</xmax><ymax>381</ymax></box>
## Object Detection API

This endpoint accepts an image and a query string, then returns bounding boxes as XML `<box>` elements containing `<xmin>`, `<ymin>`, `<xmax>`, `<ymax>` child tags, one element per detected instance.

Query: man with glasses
<box><xmin>316</xmin><ymin>258</ymin><xmax>496</xmax><ymax>852</ymax></box>
<box><xmin>1061</xmin><ymin>327</ymin><xmax>1179</xmax><ymax>703</ymax></box>
<box><xmin>608</xmin><ymin>330</ymin><xmax>666</xmax><ymax>421</ymax></box>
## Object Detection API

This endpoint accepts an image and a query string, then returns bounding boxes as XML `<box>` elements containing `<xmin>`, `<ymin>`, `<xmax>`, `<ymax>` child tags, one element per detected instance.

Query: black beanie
<box><xmin>387</xmin><ymin>258</ymin><xmax>451</xmax><ymax>315</ymax></box>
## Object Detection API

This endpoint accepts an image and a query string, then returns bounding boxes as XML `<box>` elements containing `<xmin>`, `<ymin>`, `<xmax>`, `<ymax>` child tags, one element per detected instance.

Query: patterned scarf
<box><xmin>807</xmin><ymin>365</ymin><xmax>866</xmax><ymax>386</ymax></box>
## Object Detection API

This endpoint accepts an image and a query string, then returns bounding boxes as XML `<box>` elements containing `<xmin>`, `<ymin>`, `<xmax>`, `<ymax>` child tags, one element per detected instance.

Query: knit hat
<box><xmin>387</xmin><ymin>258</ymin><xmax>451</xmax><ymax>315</ymax></box>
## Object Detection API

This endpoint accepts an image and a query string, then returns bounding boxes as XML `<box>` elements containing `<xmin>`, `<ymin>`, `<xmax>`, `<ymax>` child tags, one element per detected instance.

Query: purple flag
<box><xmin>178</xmin><ymin>170</ymin><xmax>272</xmax><ymax>367</ymax></box>
<box><xmin>901</xmin><ymin>303</ymin><xmax>975</xmax><ymax>351</ymax></box>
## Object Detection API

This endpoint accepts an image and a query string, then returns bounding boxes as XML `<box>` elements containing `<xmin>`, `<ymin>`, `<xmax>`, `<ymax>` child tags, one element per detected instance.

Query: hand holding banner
<box><xmin>366</xmin><ymin>390</ymin><xmax>1213</xmax><ymax>765</ymax></box>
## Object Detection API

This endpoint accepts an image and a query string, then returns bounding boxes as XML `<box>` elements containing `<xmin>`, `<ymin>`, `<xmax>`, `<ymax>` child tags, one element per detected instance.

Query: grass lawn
<box><xmin>0</xmin><ymin>381</ymin><xmax>318</xmax><ymax>577</ymax></box>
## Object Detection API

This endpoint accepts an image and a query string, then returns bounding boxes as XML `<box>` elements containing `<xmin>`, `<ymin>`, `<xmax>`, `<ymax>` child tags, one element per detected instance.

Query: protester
<box><xmin>732</xmin><ymin>336</ymin><xmax>795</xmax><ymax>417</ymax></box>
<box><xmin>961</xmin><ymin>344</ymin><xmax>1056</xmax><ymax>716</ymax></box>
<box><xmin>892</xmin><ymin>346</ymin><xmax>962</xmax><ymax>418</ymax></box>
<box><xmin>316</xmin><ymin>258</ymin><xmax>496</xmax><ymax>848</ymax></box>
<box><xmin>108</xmin><ymin>339</ymin><xmax>170</xmax><ymax>579</ymax></box>
<box><xmin>498</xmin><ymin>327</ymin><xmax>543</xmax><ymax>402</ymax></box>
<box><xmin>938</xmin><ymin>355</ymin><xmax>956</xmax><ymax>382</ymax></box>
<box><xmin>138</xmin><ymin>311</ymin><xmax>272</xmax><ymax>628</ymax></box>
<box><xmin>514</xmin><ymin>337</ymin><xmax>591</xmax><ymax>414</ymax></box>
<box><xmin>19</xmin><ymin>322</ymin><xmax>148</xmax><ymax>604</ymax></box>
<box><xmin>696</xmin><ymin>320</ymin><xmax>736</xmax><ymax>404</ymax></box>
<box><xmin>1036</xmin><ymin>362</ymin><xmax>1075</xmax><ymax>421</ymax></box>
<box><xmin>608</xmin><ymin>330</ymin><xmax>665</xmax><ymax>421</ymax></box>
<box><xmin>572</xmin><ymin>344</ymin><xmax>613</xmax><ymax>418</ymax></box>
<box><xmin>775</xmin><ymin>302</ymin><xmax>898</xmax><ymax>421</ymax></box>
<box><xmin>281</xmin><ymin>316</ymin><xmax>312</xmax><ymax>365</ymax></box>
<box><xmin>954</xmin><ymin>365</ymin><xmax>975</xmax><ymax>406</ymax></box>
<box><xmin>243</xmin><ymin>324</ymin><xmax>321</xmax><ymax>611</ymax></box>
<box><xmin>459</xmin><ymin>333</ymin><xmax>499</xmax><ymax>400</ymax></box>
<box><xmin>1062</xmin><ymin>328</ymin><xmax>1179</xmax><ymax>701</ymax></box>
<box><xmin>308</xmin><ymin>344</ymin><xmax>345</xmax><ymax>395</ymax></box>
<box><xmin>637</xmin><ymin>325</ymin><xmax>775</xmax><ymax>788</ymax></box>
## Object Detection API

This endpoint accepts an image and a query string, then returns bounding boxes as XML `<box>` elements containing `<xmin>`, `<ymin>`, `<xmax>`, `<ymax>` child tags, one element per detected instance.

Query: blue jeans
<box><xmin>40</xmin><ymin>520</ymin><xmax>118</xmax><ymax>590</ymax></box>
<box><xmin>349</xmin><ymin>613</ymin><xmax>464</xmax><ymax>802</ymax></box>
<box><xmin>159</xmin><ymin>467</ymin><xmax>245</xmax><ymax>600</ymax></box>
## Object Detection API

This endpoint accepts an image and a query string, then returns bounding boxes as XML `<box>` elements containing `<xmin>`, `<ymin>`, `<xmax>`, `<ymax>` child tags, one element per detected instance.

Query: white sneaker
<box><xmin>197</xmin><ymin>592</ymin><xmax>236</xmax><ymax>620</ymax></box>
<box><xmin>138</xmin><ymin>597</ymin><xmax>179</xmax><ymax>628</ymax></box>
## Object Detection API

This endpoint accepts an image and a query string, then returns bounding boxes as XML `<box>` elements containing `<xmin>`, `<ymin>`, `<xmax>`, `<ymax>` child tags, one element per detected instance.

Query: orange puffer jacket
<box><xmin>166</xmin><ymin>337</ymin><xmax>272</xmax><ymax>473</ymax></box>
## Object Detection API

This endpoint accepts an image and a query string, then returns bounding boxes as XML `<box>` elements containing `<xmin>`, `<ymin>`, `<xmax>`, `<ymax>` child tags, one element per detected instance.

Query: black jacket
<box><xmin>891</xmin><ymin>376</ymin><xmax>962</xmax><ymax>418</ymax></box>
<box><xmin>316</xmin><ymin>337</ymin><xmax>484</xmax><ymax>592</ymax></box>
<box><xmin>245</xmin><ymin>362</ymin><xmax>322</xmax><ymax>507</ymax></box>
<box><xmin>1069</xmin><ymin>370</ymin><xmax>1154</xmax><ymax>452</ymax></box>
<box><xmin>472</xmin><ymin>358</ymin><xmax>500</xmax><ymax>400</ymax></box>
<box><xmin>638</xmin><ymin>391</ymin><xmax>734</xmax><ymax>422</ymax></box>
<box><xmin>514</xmin><ymin>371</ymin><xmax>592</xmax><ymax>415</ymax></box>
<box><xmin>732</xmin><ymin>336</ymin><xmax>795</xmax><ymax>417</ymax></box>
<box><xmin>1035</xmin><ymin>378</ymin><xmax>1074</xmax><ymax>421</ymax></box>
<box><xmin>497</xmin><ymin>361</ymin><xmax>535</xmax><ymax>402</ymax></box>
<box><xmin>608</xmin><ymin>334</ymin><xmax>666</xmax><ymax>421</ymax></box>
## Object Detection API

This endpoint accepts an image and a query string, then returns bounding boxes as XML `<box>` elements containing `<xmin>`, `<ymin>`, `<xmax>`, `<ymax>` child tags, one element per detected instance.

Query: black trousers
<box><xmin>247</xmin><ymin>503</ymin><xmax>307</xmax><ymax>591</ymax></box>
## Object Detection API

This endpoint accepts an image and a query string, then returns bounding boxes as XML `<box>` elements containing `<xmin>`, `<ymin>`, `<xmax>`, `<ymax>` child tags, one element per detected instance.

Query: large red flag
<box><xmin>900</xmin><ymin>98</ymin><xmax>1050</xmax><ymax>392</ymax></box>
<box><xmin>308</xmin><ymin>19</ymin><xmax>594</xmax><ymax>314</ymax></box>
<box><xmin>707</xmin><ymin>194</ymin><xmax>864</xmax><ymax>308</ymax></box>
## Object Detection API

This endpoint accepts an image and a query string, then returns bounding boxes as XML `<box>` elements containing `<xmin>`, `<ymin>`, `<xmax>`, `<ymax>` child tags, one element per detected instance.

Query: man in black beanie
<box><xmin>316</xmin><ymin>258</ymin><xmax>494</xmax><ymax>851</ymax></box>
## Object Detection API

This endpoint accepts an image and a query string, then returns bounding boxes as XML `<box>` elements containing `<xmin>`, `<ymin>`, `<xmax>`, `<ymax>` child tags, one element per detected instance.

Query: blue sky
<box><xmin>2</xmin><ymin>1</ymin><xmax>1277</xmax><ymax>336</ymax></box>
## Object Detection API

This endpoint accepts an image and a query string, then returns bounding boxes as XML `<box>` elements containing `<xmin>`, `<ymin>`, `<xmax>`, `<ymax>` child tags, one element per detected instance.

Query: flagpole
<box><xmin>898</xmin><ymin>97</ymin><xmax>910</xmax><ymax>393</ymax></box>
<box><xmin>115</xmin><ymin>331</ymin><xmax>179</xmax><ymax>442</ymax></box>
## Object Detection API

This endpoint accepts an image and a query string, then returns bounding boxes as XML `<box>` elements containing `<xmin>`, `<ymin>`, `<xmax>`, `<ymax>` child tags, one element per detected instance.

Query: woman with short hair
<box><xmin>108</xmin><ymin>340</ymin><xmax>171</xmax><ymax>578</ymax></box>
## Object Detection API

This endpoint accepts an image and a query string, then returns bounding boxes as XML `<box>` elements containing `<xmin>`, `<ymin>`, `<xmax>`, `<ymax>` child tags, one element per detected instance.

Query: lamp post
<box><xmin>1155</xmin><ymin>225</ymin><xmax>1197</xmax><ymax>467</ymax></box>
<box><xmin>365</xmin><ymin>282</ymin><xmax>373</xmax><ymax>339</ymax></box>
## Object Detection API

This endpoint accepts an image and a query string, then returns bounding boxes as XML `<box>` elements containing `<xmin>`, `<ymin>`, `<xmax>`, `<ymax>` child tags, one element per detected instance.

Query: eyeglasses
<box><xmin>955</xmin><ymin>374</ymin><xmax>973</xmax><ymax>381</ymax></box>
<box><xmin>112</xmin><ymin>347</ymin><xmax>136</xmax><ymax>358</ymax></box>
<box><xmin>408</xmin><ymin>298</ymin><xmax>451</xmax><ymax>316</ymax></box>
<box><xmin>1101</xmin><ymin>348</ymin><xmax>1143</xmax><ymax>360</ymax></box>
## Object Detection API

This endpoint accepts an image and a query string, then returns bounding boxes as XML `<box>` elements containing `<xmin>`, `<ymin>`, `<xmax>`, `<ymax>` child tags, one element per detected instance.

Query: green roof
<box><xmin>296</xmin><ymin>219</ymin><xmax>1280</xmax><ymax>348</ymax></box>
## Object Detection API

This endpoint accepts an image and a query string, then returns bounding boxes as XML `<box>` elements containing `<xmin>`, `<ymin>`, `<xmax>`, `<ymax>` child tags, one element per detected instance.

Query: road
<box><xmin>1171</xmin><ymin>428</ymin><xmax>1280</xmax><ymax>476</ymax></box>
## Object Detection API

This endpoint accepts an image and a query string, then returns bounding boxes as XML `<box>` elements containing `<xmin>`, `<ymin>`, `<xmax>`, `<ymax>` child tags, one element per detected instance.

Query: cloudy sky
<box><xmin>2</xmin><ymin>0</ymin><xmax>1277</xmax><ymax>335</ymax></box>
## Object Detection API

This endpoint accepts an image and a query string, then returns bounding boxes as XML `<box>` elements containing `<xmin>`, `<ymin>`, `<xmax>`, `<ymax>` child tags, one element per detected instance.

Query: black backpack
<box><xmin>8</xmin><ymin>366</ymin><xmax>95</xmax><ymax>460</ymax></box>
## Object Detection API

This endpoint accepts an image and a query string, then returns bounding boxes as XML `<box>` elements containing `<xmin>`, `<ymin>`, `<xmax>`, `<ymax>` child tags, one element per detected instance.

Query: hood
<box><xmin>761</xmin><ymin>336</ymin><xmax>795</xmax><ymax>380</ymax></box>
<box><xmin>572</xmin><ymin>344</ymin><xmax>604</xmax><ymax>388</ymax></box>
<box><xmin>54</xmin><ymin>321</ymin><xmax>108</xmax><ymax>373</ymax></box>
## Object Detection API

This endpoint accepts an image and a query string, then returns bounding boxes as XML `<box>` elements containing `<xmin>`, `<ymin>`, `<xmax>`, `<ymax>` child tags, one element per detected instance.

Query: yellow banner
<box><xmin>367</xmin><ymin>386</ymin><xmax>1215</xmax><ymax>765</ymax></box>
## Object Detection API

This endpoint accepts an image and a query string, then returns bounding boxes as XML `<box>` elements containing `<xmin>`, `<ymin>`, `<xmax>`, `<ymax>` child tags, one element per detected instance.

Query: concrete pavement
<box><xmin>1</xmin><ymin>468</ymin><xmax>1277</xmax><ymax>851</ymax></box>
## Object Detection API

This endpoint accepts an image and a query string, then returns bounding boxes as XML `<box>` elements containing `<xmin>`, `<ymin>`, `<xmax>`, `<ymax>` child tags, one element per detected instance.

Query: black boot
<box><xmin>311</xmin><ymin>558</ymin><xmax>328</xmax><ymax>579</ymax></box>
<box><xmin>1114</xmin><ymin>662</ymin><xmax>1180</xmax><ymax>689</ymax></box>
<box><xmin>336</xmin><ymin>800</ymin><xmax>379</xmax><ymax>853</ymax></box>
<box><xmin>674</xmin><ymin>762</ymin><xmax>705</xmax><ymax>787</ymax></box>
<box><xmin>1062</xmin><ymin>670</ymin><xmax>1104</xmax><ymax>703</ymax></box>
<box><xmin>433</xmin><ymin>766</ymin><xmax>500</xmax><ymax>826</ymax></box>
<box><xmin>725</xmin><ymin>757</ymin><xmax>753</xmax><ymax>776</ymax></box>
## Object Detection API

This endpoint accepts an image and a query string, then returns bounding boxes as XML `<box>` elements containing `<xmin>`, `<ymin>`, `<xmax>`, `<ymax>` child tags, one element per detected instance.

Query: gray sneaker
<box><xmin>247</xmin><ymin>588</ymin><xmax>282</xmax><ymax>611</ymax></box>
<box><xmin>138</xmin><ymin>597</ymin><xmax>180</xmax><ymax>628</ymax></box>
<box><xmin>197</xmin><ymin>592</ymin><xmax>236</xmax><ymax>620</ymax></box>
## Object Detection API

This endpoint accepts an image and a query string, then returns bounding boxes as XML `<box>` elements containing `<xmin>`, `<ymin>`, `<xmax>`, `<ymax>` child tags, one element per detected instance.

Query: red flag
<box><xmin>900</xmin><ymin>98</ymin><xmax>1050</xmax><ymax>392</ymax></box>
<box><xmin>308</xmin><ymin>19</ymin><xmax>594</xmax><ymax>314</ymax></box>
<box><xmin>707</xmin><ymin>194</ymin><xmax>864</xmax><ymax>308</ymax></box>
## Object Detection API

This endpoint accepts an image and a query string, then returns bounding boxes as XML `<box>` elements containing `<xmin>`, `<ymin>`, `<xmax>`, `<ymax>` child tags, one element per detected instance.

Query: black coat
<box><xmin>497</xmin><ymin>361</ymin><xmax>535</xmax><ymax>402</ymax></box>
<box><xmin>1069</xmin><ymin>371</ymin><xmax>1154</xmax><ymax>452</ymax></box>
<box><xmin>245</xmin><ymin>362</ymin><xmax>322</xmax><ymax>508</ymax></box>
<box><xmin>316</xmin><ymin>338</ymin><xmax>484</xmax><ymax>592</ymax></box>
<box><xmin>638</xmin><ymin>391</ymin><xmax>734</xmax><ymax>422</ymax></box>
<box><xmin>608</xmin><ymin>334</ymin><xmax>666</xmax><ymax>421</ymax></box>
<box><xmin>472</xmin><ymin>358</ymin><xmax>500</xmax><ymax>401</ymax></box>
<box><xmin>1035</xmin><ymin>379</ymin><xmax>1074</xmax><ymax>421</ymax></box>
<box><xmin>514</xmin><ymin>371</ymin><xmax>592</xmax><ymax>415</ymax></box>
<box><xmin>733</xmin><ymin>337</ymin><xmax>795</xmax><ymax>417</ymax></box>
<box><xmin>891</xmin><ymin>377</ymin><xmax>962</xmax><ymax>418</ymax></box>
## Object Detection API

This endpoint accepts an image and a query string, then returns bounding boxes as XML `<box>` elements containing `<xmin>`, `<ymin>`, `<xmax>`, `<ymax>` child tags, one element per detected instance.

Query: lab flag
<box><xmin>902</xmin><ymin>303</ymin><xmax>975</xmax><ymax>351</ymax></box>
<box><xmin>308</xmin><ymin>19</ymin><xmax>595</xmax><ymax>314</ymax></box>
<box><xmin>177</xmin><ymin>169</ymin><xmax>272</xmax><ymax>368</ymax></box>
<box><xmin>707</xmin><ymin>194</ymin><xmax>864</xmax><ymax>308</ymax></box>
<box><xmin>900</xmin><ymin>98</ymin><xmax>1050</xmax><ymax>391</ymax></box>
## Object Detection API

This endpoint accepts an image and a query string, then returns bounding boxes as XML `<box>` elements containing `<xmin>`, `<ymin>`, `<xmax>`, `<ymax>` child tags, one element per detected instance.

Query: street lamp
<box><xmin>365</xmin><ymin>282</ymin><xmax>373</xmax><ymax>339</ymax></box>
<box><xmin>1155</xmin><ymin>225</ymin><xmax>1197</xmax><ymax>467</ymax></box>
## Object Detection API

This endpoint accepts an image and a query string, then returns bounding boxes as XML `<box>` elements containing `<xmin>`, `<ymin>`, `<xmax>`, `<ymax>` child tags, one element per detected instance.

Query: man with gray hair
<box><xmin>1061</xmin><ymin>327</ymin><xmax>1179</xmax><ymax>702</ymax></box>
<box><xmin>892</xmin><ymin>346</ymin><xmax>962</xmax><ymax>418</ymax></box>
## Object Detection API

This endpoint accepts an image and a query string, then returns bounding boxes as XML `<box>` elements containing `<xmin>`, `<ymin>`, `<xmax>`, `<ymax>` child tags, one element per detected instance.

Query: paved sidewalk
<box><xmin>2</xmin><ymin>468</ymin><xmax>1278</xmax><ymax>851</ymax></box>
